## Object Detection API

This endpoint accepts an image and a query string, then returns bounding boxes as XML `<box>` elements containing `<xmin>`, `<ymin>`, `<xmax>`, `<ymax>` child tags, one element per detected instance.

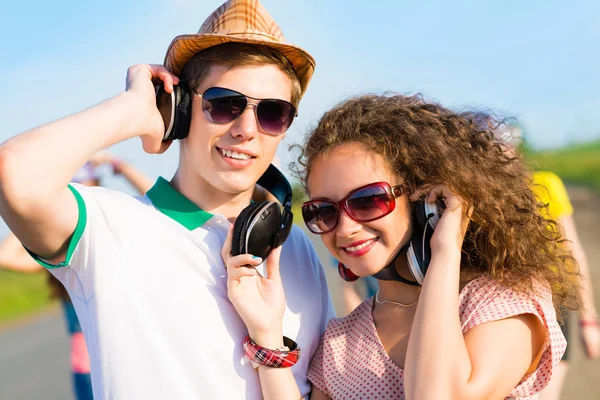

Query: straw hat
<box><xmin>163</xmin><ymin>0</ymin><xmax>315</xmax><ymax>96</ymax></box>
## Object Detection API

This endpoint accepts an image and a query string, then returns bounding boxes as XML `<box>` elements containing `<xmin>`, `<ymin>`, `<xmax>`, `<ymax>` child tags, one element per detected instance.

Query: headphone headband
<box><xmin>257</xmin><ymin>164</ymin><xmax>293</xmax><ymax>210</ymax></box>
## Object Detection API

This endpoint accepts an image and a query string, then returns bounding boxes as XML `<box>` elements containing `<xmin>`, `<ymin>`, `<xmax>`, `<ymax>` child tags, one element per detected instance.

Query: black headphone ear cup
<box><xmin>272</xmin><ymin>207</ymin><xmax>292</xmax><ymax>248</ymax></box>
<box><xmin>157</xmin><ymin>82</ymin><xmax>192</xmax><ymax>141</ymax></box>
<box><xmin>170</xmin><ymin>83</ymin><xmax>192</xmax><ymax>140</ymax></box>
<box><xmin>406</xmin><ymin>199</ymin><xmax>437</xmax><ymax>285</ymax></box>
<box><xmin>231</xmin><ymin>202</ymin><xmax>266</xmax><ymax>256</ymax></box>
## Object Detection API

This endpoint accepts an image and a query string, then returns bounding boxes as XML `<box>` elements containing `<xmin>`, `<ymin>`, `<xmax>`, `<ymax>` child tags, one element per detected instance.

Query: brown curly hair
<box><xmin>292</xmin><ymin>93</ymin><xmax>580</xmax><ymax>318</ymax></box>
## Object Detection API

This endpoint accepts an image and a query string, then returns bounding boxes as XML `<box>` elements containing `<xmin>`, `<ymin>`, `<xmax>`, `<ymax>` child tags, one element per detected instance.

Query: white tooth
<box><xmin>345</xmin><ymin>240</ymin><xmax>373</xmax><ymax>252</ymax></box>
<box><xmin>232</xmin><ymin>151</ymin><xmax>250</xmax><ymax>160</ymax></box>
<box><xmin>221</xmin><ymin>148</ymin><xmax>251</xmax><ymax>160</ymax></box>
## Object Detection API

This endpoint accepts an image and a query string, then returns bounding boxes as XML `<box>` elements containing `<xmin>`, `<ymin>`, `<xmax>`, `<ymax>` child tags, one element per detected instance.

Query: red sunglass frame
<box><xmin>301</xmin><ymin>181</ymin><xmax>404</xmax><ymax>234</ymax></box>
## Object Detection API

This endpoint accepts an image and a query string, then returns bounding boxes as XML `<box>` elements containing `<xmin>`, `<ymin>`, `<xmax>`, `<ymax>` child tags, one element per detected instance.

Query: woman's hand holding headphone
<box><xmin>221</xmin><ymin>226</ymin><xmax>287</xmax><ymax>349</ymax></box>
<box><xmin>124</xmin><ymin>64</ymin><xmax>179</xmax><ymax>155</ymax></box>
<box><xmin>410</xmin><ymin>184</ymin><xmax>472</xmax><ymax>256</ymax></box>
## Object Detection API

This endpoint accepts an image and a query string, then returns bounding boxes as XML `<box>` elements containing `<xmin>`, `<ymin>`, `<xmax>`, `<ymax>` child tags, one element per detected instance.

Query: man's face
<box><xmin>179</xmin><ymin>64</ymin><xmax>293</xmax><ymax>196</ymax></box>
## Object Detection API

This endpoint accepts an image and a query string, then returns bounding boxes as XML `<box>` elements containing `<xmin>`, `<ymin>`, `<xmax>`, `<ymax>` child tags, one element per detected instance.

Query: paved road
<box><xmin>0</xmin><ymin>309</ymin><xmax>71</xmax><ymax>400</ymax></box>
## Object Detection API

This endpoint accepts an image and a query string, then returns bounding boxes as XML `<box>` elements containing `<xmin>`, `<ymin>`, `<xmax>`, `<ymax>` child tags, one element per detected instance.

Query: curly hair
<box><xmin>292</xmin><ymin>93</ymin><xmax>580</xmax><ymax>318</ymax></box>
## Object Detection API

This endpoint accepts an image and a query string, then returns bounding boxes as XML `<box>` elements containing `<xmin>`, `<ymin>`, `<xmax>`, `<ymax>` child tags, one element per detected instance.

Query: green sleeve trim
<box><xmin>27</xmin><ymin>184</ymin><xmax>88</xmax><ymax>269</ymax></box>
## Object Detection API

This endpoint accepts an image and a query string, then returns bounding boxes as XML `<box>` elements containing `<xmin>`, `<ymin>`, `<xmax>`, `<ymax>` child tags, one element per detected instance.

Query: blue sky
<box><xmin>0</xmin><ymin>0</ymin><xmax>599</xmax><ymax>188</ymax></box>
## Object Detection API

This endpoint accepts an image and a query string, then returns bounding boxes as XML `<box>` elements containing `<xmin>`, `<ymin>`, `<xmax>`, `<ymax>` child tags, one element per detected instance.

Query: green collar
<box><xmin>146</xmin><ymin>177</ymin><xmax>213</xmax><ymax>230</ymax></box>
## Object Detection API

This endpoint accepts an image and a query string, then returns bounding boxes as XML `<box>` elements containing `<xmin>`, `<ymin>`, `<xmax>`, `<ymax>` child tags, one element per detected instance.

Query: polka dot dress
<box><xmin>307</xmin><ymin>275</ymin><xmax>566</xmax><ymax>400</ymax></box>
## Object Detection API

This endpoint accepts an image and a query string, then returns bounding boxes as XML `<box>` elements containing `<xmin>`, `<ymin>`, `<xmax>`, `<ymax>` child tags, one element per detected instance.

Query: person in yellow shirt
<box><xmin>498</xmin><ymin>126</ymin><xmax>600</xmax><ymax>400</ymax></box>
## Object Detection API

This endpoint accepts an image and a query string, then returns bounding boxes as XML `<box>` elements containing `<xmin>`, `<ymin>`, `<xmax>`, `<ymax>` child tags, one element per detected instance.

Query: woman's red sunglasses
<box><xmin>301</xmin><ymin>182</ymin><xmax>404</xmax><ymax>234</ymax></box>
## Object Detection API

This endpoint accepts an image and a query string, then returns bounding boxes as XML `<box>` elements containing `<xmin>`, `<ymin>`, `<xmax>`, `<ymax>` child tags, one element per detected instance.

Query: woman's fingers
<box><xmin>226</xmin><ymin>254</ymin><xmax>263</xmax><ymax>282</ymax></box>
<box><xmin>410</xmin><ymin>184</ymin><xmax>465</xmax><ymax>212</ymax></box>
<box><xmin>227</xmin><ymin>263</ymin><xmax>258</xmax><ymax>281</ymax></box>
<box><xmin>265</xmin><ymin>245</ymin><xmax>283</xmax><ymax>283</ymax></box>
<box><xmin>408</xmin><ymin>184</ymin><xmax>433</xmax><ymax>202</ymax></box>
<box><xmin>227</xmin><ymin>254</ymin><xmax>263</xmax><ymax>270</ymax></box>
<box><xmin>221</xmin><ymin>226</ymin><xmax>234</xmax><ymax>264</ymax></box>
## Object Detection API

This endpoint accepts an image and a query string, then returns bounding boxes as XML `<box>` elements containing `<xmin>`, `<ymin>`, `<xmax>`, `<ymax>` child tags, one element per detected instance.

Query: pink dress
<box><xmin>307</xmin><ymin>275</ymin><xmax>566</xmax><ymax>399</ymax></box>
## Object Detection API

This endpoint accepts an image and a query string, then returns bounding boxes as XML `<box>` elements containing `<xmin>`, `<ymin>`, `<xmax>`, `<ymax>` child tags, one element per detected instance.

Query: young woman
<box><xmin>222</xmin><ymin>93</ymin><xmax>579</xmax><ymax>399</ymax></box>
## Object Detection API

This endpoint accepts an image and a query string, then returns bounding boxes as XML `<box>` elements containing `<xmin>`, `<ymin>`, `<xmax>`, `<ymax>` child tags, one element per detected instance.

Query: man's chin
<box><xmin>211</xmin><ymin>174</ymin><xmax>258</xmax><ymax>196</ymax></box>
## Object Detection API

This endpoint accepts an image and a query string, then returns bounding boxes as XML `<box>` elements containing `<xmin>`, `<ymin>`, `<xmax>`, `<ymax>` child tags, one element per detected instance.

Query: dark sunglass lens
<box><xmin>257</xmin><ymin>100</ymin><xmax>294</xmax><ymax>134</ymax></box>
<box><xmin>202</xmin><ymin>88</ymin><xmax>247</xmax><ymax>124</ymax></box>
<box><xmin>302</xmin><ymin>202</ymin><xmax>337</xmax><ymax>233</ymax></box>
<box><xmin>347</xmin><ymin>185</ymin><xmax>393</xmax><ymax>221</ymax></box>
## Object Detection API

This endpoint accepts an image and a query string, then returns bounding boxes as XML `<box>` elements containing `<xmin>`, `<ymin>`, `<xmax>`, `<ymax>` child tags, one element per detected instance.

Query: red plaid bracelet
<box><xmin>243</xmin><ymin>335</ymin><xmax>301</xmax><ymax>370</ymax></box>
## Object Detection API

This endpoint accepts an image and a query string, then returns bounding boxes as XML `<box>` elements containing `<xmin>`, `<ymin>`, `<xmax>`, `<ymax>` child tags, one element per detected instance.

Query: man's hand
<box><xmin>125</xmin><ymin>64</ymin><xmax>180</xmax><ymax>154</ymax></box>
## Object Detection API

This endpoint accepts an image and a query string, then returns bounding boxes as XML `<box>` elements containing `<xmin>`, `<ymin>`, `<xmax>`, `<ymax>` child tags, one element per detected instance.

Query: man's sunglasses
<box><xmin>193</xmin><ymin>87</ymin><xmax>297</xmax><ymax>135</ymax></box>
<box><xmin>301</xmin><ymin>182</ymin><xmax>405</xmax><ymax>234</ymax></box>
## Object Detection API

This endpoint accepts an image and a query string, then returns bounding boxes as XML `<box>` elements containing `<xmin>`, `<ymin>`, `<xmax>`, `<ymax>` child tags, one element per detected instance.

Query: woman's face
<box><xmin>306</xmin><ymin>142</ymin><xmax>412</xmax><ymax>277</ymax></box>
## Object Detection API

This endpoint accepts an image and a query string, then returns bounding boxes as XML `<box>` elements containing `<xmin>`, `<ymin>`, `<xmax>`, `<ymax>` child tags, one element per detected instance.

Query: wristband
<box><xmin>580</xmin><ymin>318</ymin><xmax>599</xmax><ymax>328</ymax></box>
<box><xmin>110</xmin><ymin>159</ymin><xmax>123</xmax><ymax>174</ymax></box>
<box><xmin>243</xmin><ymin>335</ymin><xmax>301</xmax><ymax>370</ymax></box>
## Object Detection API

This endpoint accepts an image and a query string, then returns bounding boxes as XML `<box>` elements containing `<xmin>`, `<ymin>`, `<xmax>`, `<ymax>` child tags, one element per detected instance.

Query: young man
<box><xmin>0</xmin><ymin>1</ymin><xmax>334</xmax><ymax>399</ymax></box>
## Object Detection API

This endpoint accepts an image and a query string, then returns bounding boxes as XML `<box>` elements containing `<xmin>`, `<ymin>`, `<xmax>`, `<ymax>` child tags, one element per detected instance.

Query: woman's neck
<box><xmin>376</xmin><ymin>257</ymin><xmax>421</xmax><ymax>305</ymax></box>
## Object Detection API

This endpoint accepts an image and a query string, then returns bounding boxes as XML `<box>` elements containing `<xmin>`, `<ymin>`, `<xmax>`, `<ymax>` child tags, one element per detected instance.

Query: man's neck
<box><xmin>170</xmin><ymin>170</ymin><xmax>254</xmax><ymax>222</ymax></box>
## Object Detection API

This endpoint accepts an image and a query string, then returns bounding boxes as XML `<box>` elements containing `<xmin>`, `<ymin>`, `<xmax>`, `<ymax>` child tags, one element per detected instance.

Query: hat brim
<box><xmin>164</xmin><ymin>34</ymin><xmax>315</xmax><ymax>95</ymax></box>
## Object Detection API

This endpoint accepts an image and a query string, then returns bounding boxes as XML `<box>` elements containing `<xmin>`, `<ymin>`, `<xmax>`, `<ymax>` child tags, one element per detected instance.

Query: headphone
<box><xmin>156</xmin><ymin>82</ymin><xmax>194</xmax><ymax>141</ymax></box>
<box><xmin>156</xmin><ymin>82</ymin><xmax>293</xmax><ymax>259</ymax></box>
<box><xmin>373</xmin><ymin>200</ymin><xmax>440</xmax><ymax>285</ymax></box>
<box><xmin>230</xmin><ymin>164</ymin><xmax>293</xmax><ymax>260</ymax></box>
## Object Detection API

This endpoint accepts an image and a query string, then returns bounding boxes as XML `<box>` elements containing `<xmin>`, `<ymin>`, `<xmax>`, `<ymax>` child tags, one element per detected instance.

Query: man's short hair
<box><xmin>180</xmin><ymin>43</ymin><xmax>302</xmax><ymax>107</ymax></box>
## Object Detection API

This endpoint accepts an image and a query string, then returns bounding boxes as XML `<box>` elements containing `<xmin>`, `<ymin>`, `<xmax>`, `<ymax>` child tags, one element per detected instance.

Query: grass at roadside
<box><xmin>527</xmin><ymin>140</ymin><xmax>600</xmax><ymax>192</ymax></box>
<box><xmin>0</xmin><ymin>270</ymin><xmax>53</xmax><ymax>324</ymax></box>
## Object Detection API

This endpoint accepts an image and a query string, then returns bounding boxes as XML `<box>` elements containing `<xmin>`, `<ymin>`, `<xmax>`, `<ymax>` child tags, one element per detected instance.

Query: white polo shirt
<box><xmin>34</xmin><ymin>178</ymin><xmax>334</xmax><ymax>399</ymax></box>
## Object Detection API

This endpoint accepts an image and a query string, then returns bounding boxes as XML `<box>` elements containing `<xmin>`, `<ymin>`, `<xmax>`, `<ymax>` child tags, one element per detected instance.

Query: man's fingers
<box><xmin>126</xmin><ymin>64</ymin><xmax>179</xmax><ymax>92</ymax></box>
<box><xmin>151</xmin><ymin>65</ymin><xmax>180</xmax><ymax>92</ymax></box>
<box><xmin>155</xmin><ymin>140</ymin><xmax>172</xmax><ymax>154</ymax></box>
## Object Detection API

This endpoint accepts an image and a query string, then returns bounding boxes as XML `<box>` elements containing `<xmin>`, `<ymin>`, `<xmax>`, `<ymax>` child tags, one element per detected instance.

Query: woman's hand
<box><xmin>409</xmin><ymin>184</ymin><xmax>472</xmax><ymax>255</ymax></box>
<box><xmin>221</xmin><ymin>227</ymin><xmax>286</xmax><ymax>348</ymax></box>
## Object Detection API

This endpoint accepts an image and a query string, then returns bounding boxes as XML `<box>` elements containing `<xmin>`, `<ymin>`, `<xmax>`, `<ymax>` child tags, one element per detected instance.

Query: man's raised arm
<box><xmin>0</xmin><ymin>65</ymin><xmax>177</xmax><ymax>262</ymax></box>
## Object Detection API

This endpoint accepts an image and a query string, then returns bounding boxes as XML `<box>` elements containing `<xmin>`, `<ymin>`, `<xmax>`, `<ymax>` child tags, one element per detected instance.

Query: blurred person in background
<box><xmin>330</xmin><ymin>254</ymin><xmax>378</xmax><ymax>316</ymax></box>
<box><xmin>0</xmin><ymin>153</ymin><xmax>151</xmax><ymax>400</ymax></box>
<box><xmin>497</xmin><ymin>125</ymin><xmax>600</xmax><ymax>400</ymax></box>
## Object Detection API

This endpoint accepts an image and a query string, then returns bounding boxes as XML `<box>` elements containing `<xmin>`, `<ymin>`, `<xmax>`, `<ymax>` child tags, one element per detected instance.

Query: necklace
<box><xmin>375</xmin><ymin>291</ymin><xmax>418</xmax><ymax>307</ymax></box>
